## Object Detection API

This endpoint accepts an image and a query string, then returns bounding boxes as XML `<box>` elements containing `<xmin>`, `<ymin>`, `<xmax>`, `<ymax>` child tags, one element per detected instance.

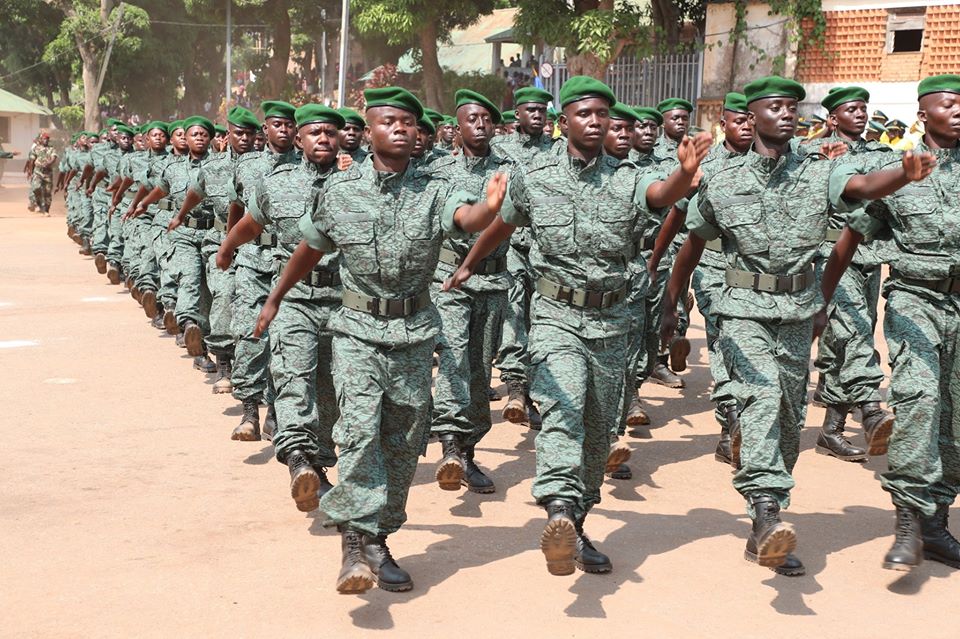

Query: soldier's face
<box><xmin>749</xmin><ymin>97</ymin><xmax>798</xmax><ymax>145</ymax></box>
<box><xmin>919</xmin><ymin>91</ymin><xmax>960</xmax><ymax>144</ymax></box>
<box><xmin>339</xmin><ymin>122</ymin><xmax>363</xmax><ymax>151</ymax></box>
<box><xmin>829</xmin><ymin>100</ymin><xmax>867</xmax><ymax>139</ymax></box>
<box><xmin>562</xmin><ymin>97</ymin><xmax>609</xmax><ymax>154</ymax></box>
<box><xmin>662</xmin><ymin>109</ymin><xmax>689</xmax><ymax>140</ymax></box>
<box><xmin>413</xmin><ymin>127</ymin><xmax>429</xmax><ymax>158</ymax></box>
<box><xmin>263</xmin><ymin>117</ymin><xmax>295</xmax><ymax>152</ymax></box>
<box><xmin>186</xmin><ymin>126</ymin><xmax>211</xmax><ymax>155</ymax></box>
<box><xmin>634</xmin><ymin>120</ymin><xmax>658</xmax><ymax>152</ymax></box>
<box><xmin>254</xmin><ymin>132</ymin><xmax>266</xmax><ymax>151</ymax></box>
<box><xmin>117</xmin><ymin>133</ymin><xmax>133</xmax><ymax>151</ymax></box>
<box><xmin>147</xmin><ymin>128</ymin><xmax>168</xmax><ymax>151</ymax></box>
<box><xmin>297</xmin><ymin>122</ymin><xmax>340</xmax><ymax>167</ymax></box>
<box><xmin>439</xmin><ymin>123</ymin><xmax>456</xmax><ymax>143</ymax></box>
<box><xmin>171</xmin><ymin>129</ymin><xmax>188</xmax><ymax>153</ymax></box>
<box><xmin>456</xmin><ymin>103</ymin><xmax>494</xmax><ymax>155</ymax></box>
<box><xmin>40</xmin><ymin>136</ymin><xmax>50</xmax><ymax>146</ymax></box>
<box><xmin>229</xmin><ymin>124</ymin><xmax>256</xmax><ymax>154</ymax></box>
<box><xmin>517</xmin><ymin>103</ymin><xmax>547</xmax><ymax>137</ymax></box>
<box><xmin>603</xmin><ymin>118</ymin><xmax>634</xmax><ymax>159</ymax></box>
<box><xmin>720</xmin><ymin>110</ymin><xmax>753</xmax><ymax>153</ymax></box>
<box><xmin>365</xmin><ymin>106</ymin><xmax>416</xmax><ymax>160</ymax></box>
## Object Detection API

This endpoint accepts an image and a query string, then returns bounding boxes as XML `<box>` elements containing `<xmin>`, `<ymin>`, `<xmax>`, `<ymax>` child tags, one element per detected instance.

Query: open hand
<box><xmin>167</xmin><ymin>217</ymin><xmax>182</xmax><ymax>233</ymax></box>
<box><xmin>812</xmin><ymin>308</ymin><xmax>828</xmax><ymax>340</ymax></box>
<box><xmin>485</xmin><ymin>172</ymin><xmax>508</xmax><ymax>213</ymax></box>
<box><xmin>443</xmin><ymin>265</ymin><xmax>474</xmax><ymax>292</ymax></box>
<box><xmin>254</xmin><ymin>298</ymin><xmax>279</xmax><ymax>337</ymax></box>
<box><xmin>902</xmin><ymin>151</ymin><xmax>936</xmax><ymax>182</ymax></box>
<box><xmin>216</xmin><ymin>246</ymin><xmax>233</xmax><ymax>271</ymax></box>
<box><xmin>337</xmin><ymin>154</ymin><xmax>353</xmax><ymax>171</ymax></box>
<box><xmin>678</xmin><ymin>132</ymin><xmax>712</xmax><ymax>174</ymax></box>
<box><xmin>820</xmin><ymin>141</ymin><xmax>847</xmax><ymax>160</ymax></box>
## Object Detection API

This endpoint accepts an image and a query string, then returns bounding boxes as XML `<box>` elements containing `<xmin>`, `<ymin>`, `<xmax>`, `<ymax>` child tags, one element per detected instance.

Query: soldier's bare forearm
<box><xmin>461</xmin><ymin>217</ymin><xmax>515</xmax><ymax>272</ymax></box>
<box><xmin>843</xmin><ymin>168</ymin><xmax>913</xmax><ymax>202</ymax></box>
<box><xmin>223</xmin><ymin>214</ymin><xmax>263</xmax><ymax>253</ymax></box>
<box><xmin>267</xmin><ymin>241</ymin><xmax>324</xmax><ymax>304</ymax></box>
<box><xmin>226</xmin><ymin>201</ymin><xmax>244</xmax><ymax>232</ymax></box>
<box><xmin>177</xmin><ymin>189</ymin><xmax>204</xmax><ymax>221</ymax></box>
<box><xmin>454</xmin><ymin>201</ymin><xmax>499</xmax><ymax>233</ymax></box>
<box><xmin>646</xmin><ymin>166</ymin><xmax>697</xmax><ymax>210</ymax></box>
<box><xmin>665</xmin><ymin>234</ymin><xmax>706</xmax><ymax>311</ymax></box>
<box><xmin>821</xmin><ymin>226</ymin><xmax>863</xmax><ymax>308</ymax></box>
<box><xmin>650</xmin><ymin>206</ymin><xmax>686</xmax><ymax>271</ymax></box>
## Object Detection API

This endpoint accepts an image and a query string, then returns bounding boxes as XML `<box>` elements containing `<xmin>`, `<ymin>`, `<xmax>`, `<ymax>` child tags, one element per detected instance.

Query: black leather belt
<box><xmin>899</xmin><ymin>276</ymin><xmax>960</xmax><ymax>295</ymax></box>
<box><xmin>725</xmin><ymin>266</ymin><xmax>814</xmax><ymax>293</ymax></box>
<box><xmin>184</xmin><ymin>215</ymin><xmax>215</xmax><ymax>230</ymax></box>
<box><xmin>625</xmin><ymin>237</ymin><xmax>656</xmax><ymax>260</ymax></box>
<box><xmin>342</xmin><ymin>288</ymin><xmax>430</xmax><ymax>318</ymax></box>
<box><xmin>156</xmin><ymin>198</ymin><xmax>174</xmax><ymax>211</ymax></box>
<box><xmin>438</xmin><ymin>247</ymin><xmax>508</xmax><ymax>274</ymax></box>
<box><xmin>536</xmin><ymin>277</ymin><xmax>628</xmax><ymax>309</ymax></box>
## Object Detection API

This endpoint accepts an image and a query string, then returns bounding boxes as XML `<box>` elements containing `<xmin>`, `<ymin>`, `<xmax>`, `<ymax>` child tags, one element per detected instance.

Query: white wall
<box><xmin>802</xmin><ymin>81</ymin><xmax>922</xmax><ymax>123</ymax></box>
<box><xmin>1</xmin><ymin>112</ymin><xmax>41</xmax><ymax>178</ymax></box>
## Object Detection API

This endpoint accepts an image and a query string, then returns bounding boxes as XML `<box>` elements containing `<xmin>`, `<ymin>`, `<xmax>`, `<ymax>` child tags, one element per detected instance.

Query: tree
<box><xmin>352</xmin><ymin>0</ymin><xmax>497</xmax><ymax>109</ymax></box>
<box><xmin>0</xmin><ymin>0</ymin><xmax>72</xmax><ymax>113</ymax></box>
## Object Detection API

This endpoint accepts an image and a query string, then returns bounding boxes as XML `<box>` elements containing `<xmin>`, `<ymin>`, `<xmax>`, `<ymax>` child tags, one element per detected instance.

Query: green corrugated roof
<box><xmin>0</xmin><ymin>87</ymin><xmax>52</xmax><ymax>115</ymax></box>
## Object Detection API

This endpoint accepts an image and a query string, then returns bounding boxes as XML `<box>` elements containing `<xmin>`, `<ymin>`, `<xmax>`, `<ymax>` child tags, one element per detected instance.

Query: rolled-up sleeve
<box><xmin>828</xmin><ymin>163</ymin><xmax>863</xmax><ymax>213</ymax></box>
<box><xmin>685</xmin><ymin>192</ymin><xmax>721</xmax><ymax>241</ymax></box>
<box><xmin>297</xmin><ymin>192</ymin><xmax>336</xmax><ymax>253</ymax></box>
<box><xmin>442</xmin><ymin>189</ymin><xmax>477</xmax><ymax>240</ymax></box>
<box><xmin>498</xmin><ymin>170</ymin><xmax>530</xmax><ymax>227</ymax></box>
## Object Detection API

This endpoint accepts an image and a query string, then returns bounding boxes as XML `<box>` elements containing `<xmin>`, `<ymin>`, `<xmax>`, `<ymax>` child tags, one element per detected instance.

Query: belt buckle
<box><xmin>570</xmin><ymin>288</ymin><xmax>587</xmax><ymax>307</ymax></box>
<box><xmin>753</xmin><ymin>273</ymin><xmax>775</xmax><ymax>293</ymax></box>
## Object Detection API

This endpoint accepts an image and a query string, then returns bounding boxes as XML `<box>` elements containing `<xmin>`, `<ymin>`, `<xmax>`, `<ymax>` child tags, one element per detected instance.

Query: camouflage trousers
<box><xmin>90</xmin><ymin>188</ymin><xmax>112</xmax><ymax>254</ymax></box>
<box><xmin>153</xmin><ymin>212</ymin><xmax>178</xmax><ymax>310</ymax></box>
<box><xmin>28</xmin><ymin>176</ymin><xmax>38</xmax><ymax>209</ymax></box>
<box><xmin>76</xmin><ymin>191</ymin><xmax>94</xmax><ymax>239</ymax></box>
<box><xmin>692</xmin><ymin>261</ymin><xmax>737</xmax><ymax>426</ymax></box>
<box><xmin>30</xmin><ymin>173</ymin><xmax>52</xmax><ymax>213</ymax></box>
<box><xmin>720</xmin><ymin>316</ymin><xmax>812</xmax><ymax>515</ymax></box>
<box><xmin>133</xmin><ymin>213</ymin><xmax>160</xmax><ymax>291</ymax></box>
<box><xmin>105</xmin><ymin>197</ymin><xmax>133</xmax><ymax>266</ymax></box>
<box><xmin>320</xmin><ymin>333</ymin><xmax>435</xmax><ymax>537</ymax></box>
<box><xmin>231</xmin><ymin>249</ymin><xmax>275</xmax><ymax>404</ymax></box>
<box><xmin>170</xmin><ymin>224</ymin><xmax>211</xmax><ymax>332</ymax></box>
<box><xmin>201</xmin><ymin>231</ymin><xmax>235</xmax><ymax>358</ymax></box>
<box><xmin>430</xmin><ymin>284</ymin><xmax>507</xmax><ymax>447</ymax></box>
<box><xmin>617</xmin><ymin>271</ymin><xmax>649</xmax><ymax>436</ymax></box>
<box><xmin>65</xmin><ymin>184</ymin><xmax>80</xmax><ymax>227</ymax></box>
<box><xmin>270</xmin><ymin>297</ymin><xmax>338</xmax><ymax>468</ymax></box>
<box><xmin>495</xmin><ymin>245</ymin><xmax>533</xmax><ymax>386</ymax></box>
<box><xmin>529</xmin><ymin>319</ymin><xmax>628</xmax><ymax>521</ymax></box>
<box><xmin>882</xmin><ymin>287</ymin><xmax>960</xmax><ymax>516</ymax></box>
<box><xmin>633</xmin><ymin>264</ymin><xmax>689</xmax><ymax>386</ymax></box>
<box><xmin>814</xmin><ymin>261</ymin><xmax>884</xmax><ymax>406</ymax></box>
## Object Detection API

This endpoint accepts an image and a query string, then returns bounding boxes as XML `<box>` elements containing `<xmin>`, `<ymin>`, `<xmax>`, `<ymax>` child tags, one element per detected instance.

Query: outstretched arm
<box><xmin>648</xmin><ymin>205</ymin><xmax>686</xmax><ymax>277</ymax></box>
<box><xmin>168</xmin><ymin>188</ymin><xmax>204</xmax><ymax>232</ymax></box>
<box><xmin>814</xmin><ymin>227</ymin><xmax>863</xmax><ymax>338</ymax></box>
<box><xmin>254</xmin><ymin>241</ymin><xmax>324</xmax><ymax>337</ymax></box>
<box><xmin>452</xmin><ymin>172</ymin><xmax>507</xmax><ymax>233</ymax></box>
<box><xmin>842</xmin><ymin>151</ymin><xmax>935</xmax><ymax>201</ymax></box>
<box><xmin>660</xmin><ymin>233</ymin><xmax>706</xmax><ymax>348</ymax></box>
<box><xmin>217</xmin><ymin>213</ymin><xmax>264</xmax><ymax>270</ymax></box>
<box><xmin>645</xmin><ymin>132</ymin><xmax>711</xmax><ymax>209</ymax></box>
<box><xmin>443</xmin><ymin>217</ymin><xmax>516</xmax><ymax>291</ymax></box>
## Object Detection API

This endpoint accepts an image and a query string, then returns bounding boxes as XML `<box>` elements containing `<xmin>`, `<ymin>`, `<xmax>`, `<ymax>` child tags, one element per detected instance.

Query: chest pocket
<box><xmin>401</xmin><ymin>190</ymin><xmax>441</xmax><ymax>241</ymax></box>
<box><xmin>531</xmin><ymin>195</ymin><xmax>576</xmax><ymax>255</ymax></box>
<box><xmin>889</xmin><ymin>183</ymin><xmax>942</xmax><ymax>246</ymax></box>
<box><xmin>204</xmin><ymin>173</ymin><xmax>230</xmax><ymax>199</ymax></box>
<box><xmin>715</xmin><ymin>193</ymin><xmax>767</xmax><ymax>255</ymax></box>
<box><xmin>333</xmin><ymin>211</ymin><xmax>379</xmax><ymax>274</ymax></box>
<box><xmin>595</xmin><ymin>192</ymin><xmax>637</xmax><ymax>256</ymax></box>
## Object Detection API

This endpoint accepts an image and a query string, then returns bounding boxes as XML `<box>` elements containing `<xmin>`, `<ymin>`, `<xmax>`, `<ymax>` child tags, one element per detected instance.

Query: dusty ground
<box><xmin>1</xmin><ymin>182</ymin><xmax>957</xmax><ymax>638</ymax></box>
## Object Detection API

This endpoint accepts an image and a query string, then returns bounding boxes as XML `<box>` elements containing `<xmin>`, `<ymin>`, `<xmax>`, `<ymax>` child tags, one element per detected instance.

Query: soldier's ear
<box><xmin>917</xmin><ymin>108</ymin><xmax>927</xmax><ymax>125</ymax></box>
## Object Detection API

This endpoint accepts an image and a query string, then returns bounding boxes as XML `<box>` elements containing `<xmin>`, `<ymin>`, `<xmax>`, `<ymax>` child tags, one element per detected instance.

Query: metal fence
<box><xmin>545</xmin><ymin>51</ymin><xmax>702</xmax><ymax>113</ymax></box>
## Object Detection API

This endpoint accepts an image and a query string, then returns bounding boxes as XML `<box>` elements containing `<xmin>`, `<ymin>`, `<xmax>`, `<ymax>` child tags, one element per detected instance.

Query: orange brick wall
<box><xmin>797</xmin><ymin>6</ymin><xmax>960</xmax><ymax>84</ymax></box>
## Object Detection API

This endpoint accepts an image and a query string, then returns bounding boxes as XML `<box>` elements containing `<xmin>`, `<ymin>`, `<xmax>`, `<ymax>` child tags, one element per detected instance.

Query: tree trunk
<box><xmin>77</xmin><ymin>41</ymin><xmax>101</xmax><ymax>131</ymax></box>
<box><xmin>650</xmin><ymin>0</ymin><xmax>681</xmax><ymax>49</ymax></box>
<box><xmin>419</xmin><ymin>19</ymin><xmax>444</xmax><ymax>110</ymax></box>
<box><xmin>566</xmin><ymin>51</ymin><xmax>607</xmax><ymax>80</ymax></box>
<box><xmin>264</xmin><ymin>0</ymin><xmax>291</xmax><ymax>97</ymax></box>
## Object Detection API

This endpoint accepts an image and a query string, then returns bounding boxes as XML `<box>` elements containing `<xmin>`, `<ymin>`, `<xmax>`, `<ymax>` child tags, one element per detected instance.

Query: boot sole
<box><xmin>291</xmin><ymin>468</ymin><xmax>321</xmax><ymax>512</ymax></box>
<box><xmin>626</xmin><ymin>411</ymin><xmax>651</xmax><ymax>427</ymax></box>
<box><xmin>436</xmin><ymin>459</ymin><xmax>464</xmax><ymax>491</ymax></box>
<box><xmin>923</xmin><ymin>550</ymin><xmax>960</xmax><ymax>569</ymax></box>
<box><xmin>377</xmin><ymin>578</ymin><xmax>414</xmax><ymax>592</ymax></box>
<box><xmin>866</xmin><ymin>415</ymin><xmax>895</xmax><ymax>457</ymax></box>
<box><xmin>744</xmin><ymin>549</ymin><xmax>805</xmax><ymax>576</ymax></box>
<box><xmin>94</xmin><ymin>253</ymin><xmax>107</xmax><ymax>274</ymax></box>
<box><xmin>576</xmin><ymin>558</ymin><xmax>613</xmax><ymax>574</ymax></box>
<box><xmin>669</xmin><ymin>337</ymin><xmax>691</xmax><ymax>373</ymax></box>
<box><xmin>882</xmin><ymin>559</ymin><xmax>918</xmax><ymax>572</ymax></box>
<box><xmin>262</xmin><ymin>423</ymin><xmax>275</xmax><ymax>443</ymax></box>
<box><xmin>649</xmin><ymin>376</ymin><xmax>685</xmax><ymax>389</ymax></box>
<box><xmin>184</xmin><ymin>324</ymin><xmax>204</xmax><ymax>357</ymax></box>
<box><xmin>163</xmin><ymin>310</ymin><xmax>179</xmax><ymax>336</ymax></box>
<box><xmin>141</xmin><ymin>290</ymin><xmax>157</xmax><ymax>319</ymax></box>
<box><xmin>752</xmin><ymin>524</ymin><xmax>797</xmax><ymax>568</ymax></box>
<box><xmin>502</xmin><ymin>402</ymin><xmax>529</xmax><ymax>424</ymax></box>
<box><xmin>212</xmin><ymin>382</ymin><xmax>234</xmax><ymax>395</ymax></box>
<box><xmin>541</xmin><ymin>517</ymin><xmax>577</xmax><ymax>576</ymax></box>
<box><xmin>107</xmin><ymin>267</ymin><xmax>120</xmax><ymax>285</ymax></box>
<box><xmin>815</xmin><ymin>445</ymin><xmax>867</xmax><ymax>462</ymax></box>
<box><xmin>337</xmin><ymin>571</ymin><xmax>376</xmax><ymax>595</ymax></box>
<box><xmin>461</xmin><ymin>478</ymin><xmax>496</xmax><ymax>494</ymax></box>
<box><xmin>230</xmin><ymin>423</ymin><xmax>261</xmax><ymax>442</ymax></box>
<box><xmin>604</xmin><ymin>446</ymin><xmax>632</xmax><ymax>474</ymax></box>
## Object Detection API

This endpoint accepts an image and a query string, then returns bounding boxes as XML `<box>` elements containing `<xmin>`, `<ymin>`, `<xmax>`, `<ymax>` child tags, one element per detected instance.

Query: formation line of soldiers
<box><xmin>56</xmin><ymin>72</ymin><xmax>960</xmax><ymax>594</ymax></box>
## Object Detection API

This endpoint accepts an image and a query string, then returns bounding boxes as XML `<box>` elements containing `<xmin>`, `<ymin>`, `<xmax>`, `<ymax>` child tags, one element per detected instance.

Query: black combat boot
<box><xmin>163</xmin><ymin>308</ymin><xmax>178</xmax><ymax>335</ymax></box>
<box><xmin>883</xmin><ymin>505</ymin><xmax>923</xmax><ymax>571</ymax></box>
<box><xmin>650</xmin><ymin>354</ymin><xmax>685</xmax><ymax>388</ymax></box>
<box><xmin>182</xmin><ymin>320</ymin><xmax>205</xmax><ymax>357</ymax></box>
<box><xmin>575</xmin><ymin>518</ymin><xmax>612</xmax><ymax>573</ymax></box>
<box><xmin>811</xmin><ymin>374</ymin><xmax>826</xmax><ymax>407</ymax></box>
<box><xmin>175</xmin><ymin>332</ymin><xmax>186</xmax><ymax>348</ymax></box>
<box><xmin>502</xmin><ymin>381</ymin><xmax>529</xmax><ymax>424</ymax></box>
<box><xmin>287</xmin><ymin>450</ymin><xmax>320</xmax><ymax>512</ymax></box>
<box><xmin>920</xmin><ymin>504</ymin><xmax>960</xmax><ymax>568</ymax></box>
<box><xmin>744</xmin><ymin>493</ymin><xmax>801</xmax><ymax>573</ymax></box>
<box><xmin>669</xmin><ymin>335</ymin><xmax>691</xmax><ymax>372</ymax></box>
<box><xmin>363</xmin><ymin>534</ymin><xmax>414</xmax><ymax>592</ymax></box>
<box><xmin>526</xmin><ymin>394</ymin><xmax>542</xmax><ymax>430</ymax></box>
<box><xmin>435</xmin><ymin>433</ymin><xmax>464</xmax><ymax>491</ymax></box>
<box><xmin>460</xmin><ymin>445</ymin><xmax>495</xmax><ymax>494</ymax></box>
<box><xmin>314</xmin><ymin>465</ymin><xmax>334</xmax><ymax>499</ymax></box>
<box><xmin>141</xmin><ymin>289</ymin><xmax>158</xmax><ymax>319</ymax></box>
<box><xmin>816</xmin><ymin>405</ymin><xmax>867</xmax><ymax>461</ymax></box>
<box><xmin>486</xmin><ymin>386</ymin><xmax>501</xmax><ymax>401</ymax></box>
<box><xmin>727</xmin><ymin>405</ymin><xmax>742</xmax><ymax>469</ymax></box>
<box><xmin>606</xmin><ymin>463</ymin><xmax>632</xmax><ymax>480</ymax></box>
<box><xmin>540</xmin><ymin>499</ymin><xmax>578</xmax><ymax>576</ymax></box>
<box><xmin>212</xmin><ymin>355</ymin><xmax>233</xmax><ymax>394</ymax></box>
<box><xmin>337</xmin><ymin>529</ymin><xmax>375</xmax><ymax>594</ymax></box>
<box><xmin>94</xmin><ymin>252</ymin><xmax>107</xmax><ymax>274</ymax></box>
<box><xmin>604</xmin><ymin>441</ymin><xmax>632</xmax><ymax>474</ymax></box>
<box><xmin>715</xmin><ymin>412</ymin><xmax>733</xmax><ymax>466</ymax></box>
<box><xmin>106</xmin><ymin>262</ymin><xmax>121</xmax><ymax>285</ymax></box>
<box><xmin>79</xmin><ymin>237</ymin><xmax>92</xmax><ymax>255</ymax></box>
<box><xmin>860</xmin><ymin>401</ymin><xmax>895</xmax><ymax>456</ymax></box>
<box><xmin>625</xmin><ymin>388</ymin><xmax>650</xmax><ymax>426</ymax></box>
<box><xmin>150</xmin><ymin>311</ymin><xmax>165</xmax><ymax>330</ymax></box>
<box><xmin>231</xmin><ymin>399</ymin><xmax>261</xmax><ymax>442</ymax></box>
<box><xmin>261</xmin><ymin>404</ymin><xmax>277</xmax><ymax>442</ymax></box>
<box><xmin>192</xmin><ymin>354</ymin><xmax>216</xmax><ymax>373</ymax></box>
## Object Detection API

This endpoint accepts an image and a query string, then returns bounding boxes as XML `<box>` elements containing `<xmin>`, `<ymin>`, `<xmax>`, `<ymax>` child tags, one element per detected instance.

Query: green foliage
<box><xmin>441</xmin><ymin>70</ymin><xmax>507</xmax><ymax>113</ymax></box>
<box><xmin>728</xmin><ymin>0</ymin><xmax>826</xmax><ymax>75</ymax></box>
<box><xmin>53</xmin><ymin>105</ymin><xmax>84</xmax><ymax>130</ymax></box>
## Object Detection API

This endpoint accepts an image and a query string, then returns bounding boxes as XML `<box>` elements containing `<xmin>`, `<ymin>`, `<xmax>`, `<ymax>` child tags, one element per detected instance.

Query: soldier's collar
<box><xmin>562</xmin><ymin>149</ymin><xmax>601</xmax><ymax>174</ymax></box>
<box><xmin>303</xmin><ymin>155</ymin><xmax>335</xmax><ymax>177</ymax></box>
<box><xmin>916</xmin><ymin>138</ymin><xmax>960</xmax><ymax>160</ymax></box>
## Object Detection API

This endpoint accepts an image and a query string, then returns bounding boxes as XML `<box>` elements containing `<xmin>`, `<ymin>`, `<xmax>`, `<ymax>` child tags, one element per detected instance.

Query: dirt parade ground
<box><xmin>1</xmin><ymin>182</ymin><xmax>957</xmax><ymax>637</ymax></box>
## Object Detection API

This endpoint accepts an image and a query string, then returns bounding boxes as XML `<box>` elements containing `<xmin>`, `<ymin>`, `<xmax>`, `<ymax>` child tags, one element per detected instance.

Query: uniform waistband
<box><xmin>725</xmin><ymin>266</ymin><xmax>814</xmax><ymax>294</ymax></box>
<box><xmin>536</xmin><ymin>277</ymin><xmax>628</xmax><ymax>309</ymax></box>
<box><xmin>437</xmin><ymin>247</ymin><xmax>508</xmax><ymax>274</ymax></box>
<box><xmin>341</xmin><ymin>288</ymin><xmax>430</xmax><ymax>318</ymax></box>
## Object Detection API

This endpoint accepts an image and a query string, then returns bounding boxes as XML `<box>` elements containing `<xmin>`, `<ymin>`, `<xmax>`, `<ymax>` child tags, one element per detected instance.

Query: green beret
<box><xmin>442</xmin><ymin>116</ymin><xmax>457</xmax><ymax>126</ymax></box>
<box><xmin>454</xmin><ymin>89</ymin><xmax>502</xmax><ymax>124</ymax></box>
<box><xmin>261</xmin><ymin>100</ymin><xmax>296</xmax><ymax>122</ymax></box>
<box><xmin>99</xmin><ymin>128</ymin><xmax>109</xmax><ymax>136</ymax></box>
<box><xmin>501</xmin><ymin>110</ymin><xmax>516</xmax><ymax>124</ymax></box>
<box><xmin>169</xmin><ymin>120</ymin><xmax>185</xmax><ymax>133</ymax></box>
<box><xmin>656</xmin><ymin>97</ymin><xmax>694</xmax><ymax>113</ymax></box>
<box><xmin>633</xmin><ymin>107</ymin><xmax>663</xmax><ymax>125</ymax></box>
<box><xmin>86</xmin><ymin>131</ymin><xmax>100</xmax><ymax>139</ymax></box>
<box><xmin>227</xmin><ymin>106</ymin><xmax>259</xmax><ymax>130</ymax></box>
<box><xmin>213</xmin><ymin>124</ymin><xmax>227</xmax><ymax>136</ymax></box>
<box><xmin>559</xmin><ymin>76</ymin><xmax>616</xmax><ymax>108</ymax></box>
<box><xmin>918</xmin><ymin>74</ymin><xmax>960</xmax><ymax>98</ymax></box>
<box><xmin>336</xmin><ymin>107</ymin><xmax>365</xmax><ymax>127</ymax></box>
<box><xmin>867</xmin><ymin>121</ymin><xmax>886</xmax><ymax>133</ymax></box>
<box><xmin>114</xmin><ymin>124</ymin><xmax>135</xmax><ymax>136</ymax></box>
<box><xmin>70</xmin><ymin>133</ymin><xmax>79</xmax><ymax>143</ymax></box>
<box><xmin>722</xmin><ymin>92</ymin><xmax>748</xmax><ymax>114</ymax></box>
<box><xmin>609</xmin><ymin>103</ymin><xmax>638</xmax><ymax>122</ymax></box>
<box><xmin>143</xmin><ymin>121</ymin><xmax>169</xmax><ymax>136</ymax></box>
<box><xmin>809</xmin><ymin>114</ymin><xmax>826</xmax><ymax>124</ymax></box>
<box><xmin>871</xmin><ymin>110</ymin><xmax>889</xmax><ymax>123</ymax></box>
<box><xmin>423</xmin><ymin>108</ymin><xmax>445</xmax><ymax>125</ymax></box>
<box><xmin>744</xmin><ymin>76</ymin><xmax>806</xmax><ymax>104</ymax></box>
<box><xmin>514</xmin><ymin>87</ymin><xmax>553</xmax><ymax>106</ymax></box>
<box><xmin>417</xmin><ymin>117</ymin><xmax>436</xmax><ymax>135</ymax></box>
<box><xmin>106</xmin><ymin>118</ymin><xmax>126</xmax><ymax>128</ymax></box>
<box><xmin>821</xmin><ymin>86</ymin><xmax>870</xmax><ymax>113</ymax></box>
<box><xmin>365</xmin><ymin>86</ymin><xmax>424</xmax><ymax>120</ymax></box>
<box><xmin>294</xmin><ymin>104</ymin><xmax>345</xmax><ymax>129</ymax></box>
<box><xmin>547</xmin><ymin>108</ymin><xmax>559</xmax><ymax>119</ymax></box>
<box><xmin>183</xmin><ymin>115</ymin><xmax>216</xmax><ymax>136</ymax></box>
